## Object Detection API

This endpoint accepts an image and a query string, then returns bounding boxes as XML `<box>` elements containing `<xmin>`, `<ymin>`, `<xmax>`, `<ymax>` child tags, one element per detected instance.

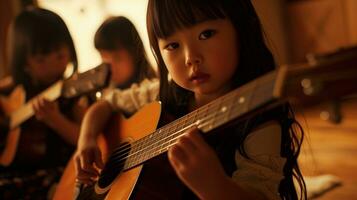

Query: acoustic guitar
<box><xmin>53</xmin><ymin>47</ymin><xmax>357</xmax><ymax>200</ymax></box>
<box><xmin>0</xmin><ymin>63</ymin><xmax>110</xmax><ymax>167</ymax></box>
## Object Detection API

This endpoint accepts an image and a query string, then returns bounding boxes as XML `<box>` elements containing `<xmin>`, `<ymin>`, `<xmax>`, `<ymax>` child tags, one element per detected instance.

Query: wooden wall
<box><xmin>0</xmin><ymin>0</ymin><xmax>19</xmax><ymax>78</ymax></box>
<box><xmin>286</xmin><ymin>0</ymin><xmax>357</xmax><ymax>62</ymax></box>
<box><xmin>0</xmin><ymin>0</ymin><xmax>37</xmax><ymax>79</ymax></box>
<box><xmin>253</xmin><ymin>0</ymin><xmax>291</xmax><ymax>65</ymax></box>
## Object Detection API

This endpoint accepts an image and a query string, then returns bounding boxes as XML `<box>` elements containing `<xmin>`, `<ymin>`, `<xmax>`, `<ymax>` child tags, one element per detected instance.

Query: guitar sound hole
<box><xmin>97</xmin><ymin>142</ymin><xmax>131</xmax><ymax>189</ymax></box>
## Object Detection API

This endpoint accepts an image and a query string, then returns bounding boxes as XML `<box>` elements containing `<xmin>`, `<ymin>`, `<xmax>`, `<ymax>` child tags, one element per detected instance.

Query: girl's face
<box><xmin>26</xmin><ymin>45</ymin><xmax>70</xmax><ymax>85</ymax></box>
<box><xmin>158</xmin><ymin>19</ymin><xmax>239</xmax><ymax>103</ymax></box>
<box><xmin>99</xmin><ymin>49</ymin><xmax>135</xmax><ymax>86</ymax></box>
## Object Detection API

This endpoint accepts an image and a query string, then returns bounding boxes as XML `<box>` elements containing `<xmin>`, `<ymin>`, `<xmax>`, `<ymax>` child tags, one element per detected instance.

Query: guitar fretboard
<box><xmin>119</xmin><ymin>71</ymin><xmax>278</xmax><ymax>170</ymax></box>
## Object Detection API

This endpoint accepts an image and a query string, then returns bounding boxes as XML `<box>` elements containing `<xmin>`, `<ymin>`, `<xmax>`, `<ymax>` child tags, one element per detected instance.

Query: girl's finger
<box><xmin>74</xmin><ymin>156</ymin><xmax>82</xmax><ymax>176</ymax></box>
<box><xmin>32</xmin><ymin>99</ymin><xmax>39</xmax><ymax>111</ymax></box>
<box><xmin>178</xmin><ymin>132</ymin><xmax>198</xmax><ymax>153</ymax></box>
<box><xmin>76</xmin><ymin>175</ymin><xmax>94</xmax><ymax>185</ymax></box>
<box><xmin>38</xmin><ymin>97</ymin><xmax>45</xmax><ymax>107</ymax></box>
<box><xmin>168</xmin><ymin>144</ymin><xmax>188</xmax><ymax>165</ymax></box>
<box><xmin>187</xmin><ymin>128</ymin><xmax>206</xmax><ymax>146</ymax></box>
<box><xmin>80</xmin><ymin>153</ymin><xmax>99</xmax><ymax>176</ymax></box>
<box><xmin>94</xmin><ymin>149</ymin><xmax>104</xmax><ymax>169</ymax></box>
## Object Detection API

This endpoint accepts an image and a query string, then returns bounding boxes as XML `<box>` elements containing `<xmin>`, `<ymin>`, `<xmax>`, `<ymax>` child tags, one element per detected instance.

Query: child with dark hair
<box><xmin>145</xmin><ymin>0</ymin><xmax>306</xmax><ymax>199</ymax></box>
<box><xmin>0</xmin><ymin>6</ymin><xmax>86</xmax><ymax>199</ymax></box>
<box><xmin>74</xmin><ymin>16</ymin><xmax>159</xmax><ymax>183</ymax></box>
<box><xmin>74</xmin><ymin>1</ymin><xmax>306</xmax><ymax>199</ymax></box>
<box><xmin>94</xmin><ymin>16</ymin><xmax>156</xmax><ymax>89</ymax></box>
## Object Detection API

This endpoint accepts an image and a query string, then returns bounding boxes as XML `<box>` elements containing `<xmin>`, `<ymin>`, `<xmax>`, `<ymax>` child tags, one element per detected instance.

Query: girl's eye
<box><xmin>199</xmin><ymin>30</ymin><xmax>216</xmax><ymax>40</ymax></box>
<box><xmin>164</xmin><ymin>42</ymin><xmax>179</xmax><ymax>51</ymax></box>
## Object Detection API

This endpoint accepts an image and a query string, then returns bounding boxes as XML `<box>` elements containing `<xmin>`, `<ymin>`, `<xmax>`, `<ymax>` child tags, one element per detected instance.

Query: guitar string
<box><xmin>102</xmin><ymin>77</ymin><xmax>271</xmax><ymax>172</ymax></box>
<box><xmin>108</xmin><ymin>89</ymin><xmax>237</xmax><ymax>160</ymax></box>
<box><xmin>105</xmin><ymin>98</ymin><xmax>242</xmax><ymax>171</ymax></box>
<box><xmin>104</xmin><ymin>112</ymin><xmax>229</xmax><ymax>172</ymax></box>
<box><xmin>98</xmin><ymin>113</ymin><xmax>225</xmax><ymax>186</ymax></box>
<box><xmin>101</xmin><ymin>76</ymin><xmax>278</xmax><ymax>177</ymax></box>
<box><xmin>107</xmin><ymin>81</ymin><xmax>249</xmax><ymax>161</ymax></box>
<box><xmin>108</xmin><ymin>75</ymin><xmax>264</xmax><ymax>164</ymax></box>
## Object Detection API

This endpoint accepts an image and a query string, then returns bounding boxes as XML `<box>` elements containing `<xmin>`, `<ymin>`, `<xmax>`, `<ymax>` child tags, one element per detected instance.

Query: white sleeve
<box><xmin>232</xmin><ymin>122</ymin><xmax>286</xmax><ymax>200</ymax></box>
<box><xmin>102</xmin><ymin>78</ymin><xmax>159</xmax><ymax>114</ymax></box>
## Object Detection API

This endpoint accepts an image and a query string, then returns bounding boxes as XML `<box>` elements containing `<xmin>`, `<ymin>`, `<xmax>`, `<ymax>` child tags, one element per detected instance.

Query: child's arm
<box><xmin>32</xmin><ymin>97</ymin><xmax>85</xmax><ymax>145</ymax></box>
<box><xmin>168</xmin><ymin>127</ymin><xmax>271</xmax><ymax>200</ymax></box>
<box><xmin>74</xmin><ymin>99</ymin><xmax>112</xmax><ymax>184</ymax></box>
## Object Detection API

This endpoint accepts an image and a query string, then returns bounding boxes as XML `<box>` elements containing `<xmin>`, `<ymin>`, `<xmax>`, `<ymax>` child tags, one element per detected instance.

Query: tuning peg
<box><xmin>301</xmin><ymin>78</ymin><xmax>323</xmax><ymax>96</ymax></box>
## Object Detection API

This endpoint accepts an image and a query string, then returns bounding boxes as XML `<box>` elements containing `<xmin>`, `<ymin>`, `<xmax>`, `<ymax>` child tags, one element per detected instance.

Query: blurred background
<box><xmin>2</xmin><ymin>0</ymin><xmax>357</xmax><ymax>75</ymax></box>
<box><xmin>1</xmin><ymin>0</ymin><xmax>357</xmax><ymax>199</ymax></box>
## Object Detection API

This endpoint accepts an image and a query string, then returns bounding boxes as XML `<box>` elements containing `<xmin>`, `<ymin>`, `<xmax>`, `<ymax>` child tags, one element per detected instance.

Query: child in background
<box><xmin>74</xmin><ymin>16</ymin><xmax>159</xmax><ymax>183</ymax></box>
<box><xmin>145</xmin><ymin>0</ymin><xmax>306</xmax><ymax>199</ymax></box>
<box><xmin>94</xmin><ymin>16</ymin><xmax>156</xmax><ymax>90</ymax></box>
<box><xmin>0</xmin><ymin>7</ymin><xmax>86</xmax><ymax>199</ymax></box>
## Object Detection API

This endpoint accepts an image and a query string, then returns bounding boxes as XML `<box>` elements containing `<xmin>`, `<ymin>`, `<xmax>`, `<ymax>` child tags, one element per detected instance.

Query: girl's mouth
<box><xmin>189</xmin><ymin>72</ymin><xmax>210</xmax><ymax>84</ymax></box>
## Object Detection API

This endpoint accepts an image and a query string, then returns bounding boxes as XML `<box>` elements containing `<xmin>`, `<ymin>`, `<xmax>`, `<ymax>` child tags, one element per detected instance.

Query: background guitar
<box><xmin>54</xmin><ymin>47</ymin><xmax>357</xmax><ymax>200</ymax></box>
<box><xmin>0</xmin><ymin>63</ymin><xmax>110</xmax><ymax>167</ymax></box>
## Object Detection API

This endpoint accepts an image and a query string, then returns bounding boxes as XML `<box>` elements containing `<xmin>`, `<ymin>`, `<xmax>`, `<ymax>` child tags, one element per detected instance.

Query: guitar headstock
<box><xmin>274</xmin><ymin>46</ymin><xmax>357</xmax><ymax>106</ymax></box>
<box><xmin>61</xmin><ymin>63</ymin><xmax>111</xmax><ymax>98</ymax></box>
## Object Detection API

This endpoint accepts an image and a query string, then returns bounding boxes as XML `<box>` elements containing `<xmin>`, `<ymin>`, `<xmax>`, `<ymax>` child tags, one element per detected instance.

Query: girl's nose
<box><xmin>185</xmin><ymin>48</ymin><xmax>202</xmax><ymax>67</ymax></box>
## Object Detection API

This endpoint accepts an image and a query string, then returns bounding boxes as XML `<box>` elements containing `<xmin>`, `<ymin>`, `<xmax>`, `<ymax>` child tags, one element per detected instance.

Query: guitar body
<box><xmin>54</xmin><ymin>101</ymin><xmax>164</xmax><ymax>200</ymax></box>
<box><xmin>0</xmin><ymin>86</ymin><xmax>47</xmax><ymax>166</ymax></box>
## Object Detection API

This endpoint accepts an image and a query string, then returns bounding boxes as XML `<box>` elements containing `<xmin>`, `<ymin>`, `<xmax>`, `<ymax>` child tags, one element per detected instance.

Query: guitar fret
<box><xmin>207</xmin><ymin>98</ymin><xmax>227</xmax><ymax>131</ymax></box>
<box><xmin>200</xmin><ymin>103</ymin><xmax>213</xmax><ymax>132</ymax></box>
<box><xmin>162</xmin><ymin>125</ymin><xmax>175</xmax><ymax>149</ymax></box>
<box><xmin>196</xmin><ymin>107</ymin><xmax>206</xmax><ymax>124</ymax></box>
<box><xmin>127</xmin><ymin>132</ymin><xmax>151</xmax><ymax>168</ymax></box>
<box><xmin>250</xmin><ymin>80</ymin><xmax>274</xmax><ymax>110</ymax></box>
<box><xmin>136</xmin><ymin>145</ymin><xmax>145</xmax><ymax>165</ymax></box>
<box><xmin>128</xmin><ymin>126</ymin><xmax>168</xmax><ymax>168</ymax></box>
<box><xmin>211</xmin><ymin>97</ymin><xmax>221</xmax><ymax>130</ymax></box>
<box><xmin>127</xmin><ymin>144</ymin><xmax>136</xmax><ymax>167</ymax></box>
<box><xmin>226</xmin><ymin>91</ymin><xmax>237</xmax><ymax>121</ymax></box>
<box><xmin>230</xmin><ymin>94</ymin><xmax>251</xmax><ymax>120</ymax></box>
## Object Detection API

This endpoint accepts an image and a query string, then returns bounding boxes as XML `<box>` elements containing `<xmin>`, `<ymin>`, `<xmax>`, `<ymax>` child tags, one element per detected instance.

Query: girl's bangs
<box><xmin>30</xmin><ymin>34</ymin><xmax>65</xmax><ymax>55</ymax></box>
<box><xmin>151</xmin><ymin>0</ymin><xmax>225</xmax><ymax>38</ymax></box>
<box><xmin>20</xmin><ymin>10</ymin><xmax>68</xmax><ymax>55</ymax></box>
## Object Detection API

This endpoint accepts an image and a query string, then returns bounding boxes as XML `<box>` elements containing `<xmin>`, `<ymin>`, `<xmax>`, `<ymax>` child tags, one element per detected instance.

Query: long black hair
<box><xmin>94</xmin><ymin>16</ymin><xmax>156</xmax><ymax>86</ymax></box>
<box><xmin>146</xmin><ymin>0</ymin><xmax>306</xmax><ymax>199</ymax></box>
<box><xmin>8</xmin><ymin>6</ymin><xmax>77</xmax><ymax>95</ymax></box>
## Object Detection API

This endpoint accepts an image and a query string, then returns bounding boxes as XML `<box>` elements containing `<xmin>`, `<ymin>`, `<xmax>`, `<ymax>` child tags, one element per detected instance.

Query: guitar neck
<box><xmin>9</xmin><ymin>81</ymin><xmax>63</xmax><ymax>129</ymax></box>
<box><xmin>120</xmin><ymin>71</ymin><xmax>279</xmax><ymax>171</ymax></box>
<box><xmin>8</xmin><ymin>64</ymin><xmax>110</xmax><ymax>129</ymax></box>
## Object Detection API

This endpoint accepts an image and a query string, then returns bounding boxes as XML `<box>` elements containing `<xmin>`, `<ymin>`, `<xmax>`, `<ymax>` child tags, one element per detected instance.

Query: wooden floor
<box><xmin>296</xmin><ymin>98</ymin><xmax>357</xmax><ymax>200</ymax></box>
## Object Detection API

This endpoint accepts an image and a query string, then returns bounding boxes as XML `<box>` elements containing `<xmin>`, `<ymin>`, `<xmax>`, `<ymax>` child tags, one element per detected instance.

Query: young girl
<box><xmin>0</xmin><ymin>7</ymin><xmax>86</xmax><ymax>199</ymax></box>
<box><xmin>145</xmin><ymin>0</ymin><xmax>306</xmax><ymax>199</ymax></box>
<box><xmin>94</xmin><ymin>16</ymin><xmax>157</xmax><ymax>90</ymax></box>
<box><xmin>74</xmin><ymin>16</ymin><xmax>159</xmax><ymax>183</ymax></box>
